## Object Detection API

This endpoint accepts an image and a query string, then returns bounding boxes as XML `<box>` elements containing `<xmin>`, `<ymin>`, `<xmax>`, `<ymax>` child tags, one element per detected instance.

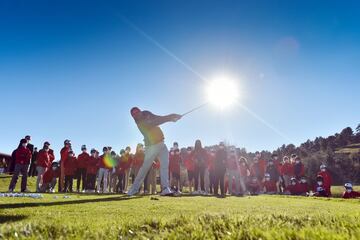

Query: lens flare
<box><xmin>206</xmin><ymin>75</ymin><xmax>239</xmax><ymax>109</ymax></box>
<box><xmin>104</xmin><ymin>154</ymin><xmax>117</xmax><ymax>168</ymax></box>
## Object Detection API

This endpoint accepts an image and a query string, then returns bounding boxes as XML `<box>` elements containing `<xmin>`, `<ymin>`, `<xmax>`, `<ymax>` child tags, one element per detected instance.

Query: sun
<box><xmin>205</xmin><ymin>75</ymin><xmax>239</xmax><ymax>109</ymax></box>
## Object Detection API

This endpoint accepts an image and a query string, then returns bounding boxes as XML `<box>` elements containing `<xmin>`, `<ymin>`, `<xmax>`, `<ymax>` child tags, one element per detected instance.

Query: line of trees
<box><xmin>238</xmin><ymin>124</ymin><xmax>360</xmax><ymax>185</ymax></box>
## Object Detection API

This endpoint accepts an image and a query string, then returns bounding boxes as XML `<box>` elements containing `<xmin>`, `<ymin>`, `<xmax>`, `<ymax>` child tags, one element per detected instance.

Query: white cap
<box><xmin>320</xmin><ymin>164</ymin><xmax>326</xmax><ymax>170</ymax></box>
<box><xmin>344</xmin><ymin>183</ymin><xmax>353</xmax><ymax>189</ymax></box>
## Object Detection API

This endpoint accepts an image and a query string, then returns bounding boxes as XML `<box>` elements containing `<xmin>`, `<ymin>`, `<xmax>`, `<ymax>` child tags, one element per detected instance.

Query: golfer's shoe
<box><xmin>160</xmin><ymin>187</ymin><xmax>175</xmax><ymax>196</ymax></box>
<box><xmin>127</xmin><ymin>189</ymin><xmax>139</xmax><ymax>197</ymax></box>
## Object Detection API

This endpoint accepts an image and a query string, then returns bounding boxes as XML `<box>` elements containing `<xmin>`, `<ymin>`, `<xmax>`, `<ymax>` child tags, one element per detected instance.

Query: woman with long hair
<box><xmin>192</xmin><ymin>140</ymin><xmax>208</xmax><ymax>195</ymax></box>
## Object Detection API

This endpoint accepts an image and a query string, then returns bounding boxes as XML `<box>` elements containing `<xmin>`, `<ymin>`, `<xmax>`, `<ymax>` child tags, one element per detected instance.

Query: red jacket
<box><xmin>184</xmin><ymin>153</ymin><xmax>195</xmax><ymax>171</ymax></box>
<box><xmin>343</xmin><ymin>190</ymin><xmax>360</xmax><ymax>199</ymax></box>
<box><xmin>36</xmin><ymin>150</ymin><xmax>51</xmax><ymax>168</ymax></box>
<box><xmin>317</xmin><ymin>171</ymin><xmax>332</xmax><ymax>193</ymax></box>
<box><xmin>286</xmin><ymin>183</ymin><xmax>301</xmax><ymax>195</ymax></box>
<box><xmin>132</xmin><ymin>152</ymin><xmax>144</xmax><ymax>169</ymax></box>
<box><xmin>298</xmin><ymin>183</ymin><xmax>309</xmax><ymax>194</ymax></box>
<box><xmin>87</xmin><ymin>156</ymin><xmax>99</xmax><ymax>175</ymax></box>
<box><xmin>77</xmin><ymin>152</ymin><xmax>90</xmax><ymax>169</ymax></box>
<box><xmin>15</xmin><ymin>147</ymin><xmax>32</xmax><ymax>165</ymax></box>
<box><xmin>63</xmin><ymin>156</ymin><xmax>77</xmax><ymax>176</ymax></box>
<box><xmin>116</xmin><ymin>156</ymin><xmax>128</xmax><ymax>174</ymax></box>
<box><xmin>169</xmin><ymin>149</ymin><xmax>181</xmax><ymax>174</ymax></box>
<box><xmin>280</xmin><ymin>162</ymin><xmax>293</xmax><ymax>176</ymax></box>
<box><xmin>48</xmin><ymin>149</ymin><xmax>55</xmax><ymax>162</ymax></box>
<box><xmin>314</xmin><ymin>184</ymin><xmax>330</xmax><ymax>197</ymax></box>
<box><xmin>227</xmin><ymin>155</ymin><xmax>238</xmax><ymax>170</ymax></box>
<box><xmin>206</xmin><ymin>153</ymin><xmax>215</xmax><ymax>172</ymax></box>
<box><xmin>60</xmin><ymin>147</ymin><xmax>70</xmax><ymax>161</ymax></box>
<box><xmin>250</xmin><ymin>160</ymin><xmax>266</xmax><ymax>179</ymax></box>
<box><xmin>43</xmin><ymin>167</ymin><xmax>60</xmax><ymax>184</ymax></box>
<box><xmin>264</xmin><ymin>180</ymin><xmax>277</xmax><ymax>193</ymax></box>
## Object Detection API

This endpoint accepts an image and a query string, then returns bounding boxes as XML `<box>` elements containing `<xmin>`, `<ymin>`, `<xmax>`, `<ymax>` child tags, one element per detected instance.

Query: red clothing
<box><xmin>15</xmin><ymin>147</ymin><xmax>32</xmax><ymax>165</ymax></box>
<box><xmin>250</xmin><ymin>160</ymin><xmax>266</xmax><ymax>178</ymax></box>
<box><xmin>132</xmin><ymin>152</ymin><xmax>145</xmax><ymax>169</ymax></box>
<box><xmin>318</xmin><ymin>171</ymin><xmax>332</xmax><ymax>193</ymax></box>
<box><xmin>48</xmin><ymin>149</ymin><xmax>55</xmax><ymax>162</ymax></box>
<box><xmin>264</xmin><ymin>180</ymin><xmax>277</xmax><ymax>193</ymax></box>
<box><xmin>342</xmin><ymin>190</ymin><xmax>360</xmax><ymax>199</ymax></box>
<box><xmin>184</xmin><ymin>153</ymin><xmax>195</xmax><ymax>171</ymax></box>
<box><xmin>116</xmin><ymin>156</ymin><xmax>128</xmax><ymax>174</ymax></box>
<box><xmin>313</xmin><ymin>184</ymin><xmax>330</xmax><ymax>197</ymax></box>
<box><xmin>63</xmin><ymin>156</ymin><xmax>77</xmax><ymax>176</ymax></box>
<box><xmin>298</xmin><ymin>183</ymin><xmax>309</xmax><ymax>194</ymax></box>
<box><xmin>280</xmin><ymin>162</ymin><xmax>294</xmax><ymax>176</ymax></box>
<box><xmin>36</xmin><ymin>150</ymin><xmax>51</xmax><ymax>168</ymax></box>
<box><xmin>43</xmin><ymin>167</ymin><xmax>60</xmax><ymax>184</ymax></box>
<box><xmin>286</xmin><ymin>184</ymin><xmax>301</xmax><ymax>195</ymax></box>
<box><xmin>77</xmin><ymin>152</ymin><xmax>90</xmax><ymax>169</ymax></box>
<box><xmin>227</xmin><ymin>155</ymin><xmax>238</xmax><ymax>170</ymax></box>
<box><xmin>87</xmin><ymin>156</ymin><xmax>99</xmax><ymax>175</ymax></box>
<box><xmin>239</xmin><ymin>164</ymin><xmax>249</xmax><ymax>177</ymax></box>
<box><xmin>169</xmin><ymin>149</ymin><xmax>181</xmax><ymax>174</ymax></box>
<box><xmin>206</xmin><ymin>153</ymin><xmax>215</xmax><ymax>172</ymax></box>
<box><xmin>293</xmin><ymin>162</ymin><xmax>305</xmax><ymax>178</ymax></box>
<box><xmin>60</xmin><ymin>147</ymin><xmax>70</xmax><ymax>161</ymax></box>
<box><xmin>153</xmin><ymin>160</ymin><xmax>160</xmax><ymax>169</ymax></box>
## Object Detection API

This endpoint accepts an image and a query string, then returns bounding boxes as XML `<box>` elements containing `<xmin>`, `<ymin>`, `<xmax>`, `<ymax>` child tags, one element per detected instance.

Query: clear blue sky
<box><xmin>1</xmin><ymin>0</ymin><xmax>359</xmax><ymax>159</ymax></box>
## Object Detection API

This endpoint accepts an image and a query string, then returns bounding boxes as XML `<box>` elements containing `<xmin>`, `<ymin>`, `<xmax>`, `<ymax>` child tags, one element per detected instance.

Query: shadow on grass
<box><xmin>0</xmin><ymin>214</ymin><xmax>27</xmax><ymax>223</ymax></box>
<box><xmin>0</xmin><ymin>195</ymin><xmax>143</xmax><ymax>209</ymax></box>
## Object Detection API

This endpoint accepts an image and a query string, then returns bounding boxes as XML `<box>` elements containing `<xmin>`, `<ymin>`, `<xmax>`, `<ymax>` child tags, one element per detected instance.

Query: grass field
<box><xmin>1</xmin><ymin>175</ymin><xmax>360</xmax><ymax>239</ymax></box>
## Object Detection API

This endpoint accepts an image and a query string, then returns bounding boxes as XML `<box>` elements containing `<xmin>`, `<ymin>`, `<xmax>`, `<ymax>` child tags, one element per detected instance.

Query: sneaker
<box><xmin>160</xmin><ymin>187</ymin><xmax>174</xmax><ymax>196</ymax></box>
<box><xmin>8</xmin><ymin>189</ymin><xmax>14</xmax><ymax>193</ymax></box>
<box><xmin>21</xmin><ymin>189</ymin><xmax>31</xmax><ymax>193</ymax></box>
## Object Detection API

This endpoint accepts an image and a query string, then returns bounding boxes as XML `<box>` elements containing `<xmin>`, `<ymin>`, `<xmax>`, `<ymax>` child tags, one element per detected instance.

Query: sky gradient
<box><xmin>1</xmin><ymin>0</ymin><xmax>359</xmax><ymax>159</ymax></box>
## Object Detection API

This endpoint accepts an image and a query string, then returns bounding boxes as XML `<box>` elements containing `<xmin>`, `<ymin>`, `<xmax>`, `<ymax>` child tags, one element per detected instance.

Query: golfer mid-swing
<box><xmin>127</xmin><ymin>107</ymin><xmax>182</xmax><ymax>196</ymax></box>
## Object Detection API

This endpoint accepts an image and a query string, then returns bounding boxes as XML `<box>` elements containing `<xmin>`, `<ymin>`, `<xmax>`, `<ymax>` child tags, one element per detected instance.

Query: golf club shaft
<box><xmin>182</xmin><ymin>102</ymin><xmax>208</xmax><ymax>117</ymax></box>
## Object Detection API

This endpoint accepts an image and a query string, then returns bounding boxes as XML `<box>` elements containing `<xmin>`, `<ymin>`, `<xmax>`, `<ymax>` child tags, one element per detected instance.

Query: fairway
<box><xmin>1</xmin><ymin>176</ymin><xmax>360</xmax><ymax>239</ymax></box>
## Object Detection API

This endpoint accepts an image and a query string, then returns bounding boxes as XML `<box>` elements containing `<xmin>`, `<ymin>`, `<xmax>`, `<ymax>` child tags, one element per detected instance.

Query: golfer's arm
<box><xmin>145</xmin><ymin>114</ymin><xmax>173</xmax><ymax>126</ymax></box>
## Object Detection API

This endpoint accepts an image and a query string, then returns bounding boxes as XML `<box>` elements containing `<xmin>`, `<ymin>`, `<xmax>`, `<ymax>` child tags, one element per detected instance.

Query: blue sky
<box><xmin>1</xmin><ymin>0</ymin><xmax>359</xmax><ymax>158</ymax></box>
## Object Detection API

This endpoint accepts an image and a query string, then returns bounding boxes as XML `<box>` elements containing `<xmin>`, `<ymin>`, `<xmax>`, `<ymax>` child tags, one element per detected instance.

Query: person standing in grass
<box><xmin>293</xmin><ymin>156</ymin><xmax>305</xmax><ymax>180</ymax></box>
<box><xmin>8</xmin><ymin>139</ymin><xmax>32</xmax><ymax>192</ymax></box>
<box><xmin>63</xmin><ymin>151</ymin><xmax>77</xmax><ymax>193</ymax></box>
<box><xmin>76</xmin><ymin>145</ymin><xmax>89</xmax><ymax>192</ymax></box>
<box><xmin>214</xmin><ymin>142</ymin><xmax>227</xmax><ymax>197</ymax></box>
<box><xmin>59</xmin><ymin>140</ymin><xmax>72</xmax><ymax>192</ymax></box>
<box><xmin>226</xmin><ymin>148</ymin><xmax>240</xmax><ymax>195</ymax></box>
<box><xmin>184</xmin><ymin>147</ymin><xmax>195</xmax><ymax>193</ymax></box>
<box><xmin>127</xmin><ymin>107</ymin><xmax>181</xmax><ymax>196</ymax></box>
<box><xmin>86</xmin><ymin>149</ymin><xmax>99</xmax><ymax>192</ymax></box>
<box><xmin>192</xmin><ymin>140</ymin><xmax>208</xmax><ymax>195</ymax></box>
<box><xmin>169</xmin><ymin>142</ymin><xmax>182</xmax><ymax>192</ymax></box>
<box><xmin>238</xmin><ymin>157</ymin><xmax>249</xmax><ymax>195</ymax></box>
<box><xmin>280</xmin><ymin>156</ymin><xmax>293</xmax><ymax>188</ymax></box>
<box><xmin>35</xmin><ymin>141</ymin><xmax>52</xmax><ymax>192</ymax></box>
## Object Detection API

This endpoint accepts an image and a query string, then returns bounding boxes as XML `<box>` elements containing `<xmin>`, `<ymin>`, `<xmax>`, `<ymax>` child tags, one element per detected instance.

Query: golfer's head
<box><xmin>130</xmin><ymin>107</ymin><xmax>142</xmax><ymax>120</ymax></box>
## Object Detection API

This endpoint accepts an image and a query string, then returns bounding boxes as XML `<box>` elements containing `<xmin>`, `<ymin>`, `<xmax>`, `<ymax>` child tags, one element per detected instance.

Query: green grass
<box><xmin>1</xmin><ymin>175</ymin><xmax>360</xmax><ymax>239</ymax></box>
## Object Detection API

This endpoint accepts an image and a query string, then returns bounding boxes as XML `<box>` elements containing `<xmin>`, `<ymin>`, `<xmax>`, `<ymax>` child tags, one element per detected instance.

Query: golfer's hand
<box><xmin>170</xmin><ymin>114</ymin><xmax>182</xmax><ymax>122</ymax></box>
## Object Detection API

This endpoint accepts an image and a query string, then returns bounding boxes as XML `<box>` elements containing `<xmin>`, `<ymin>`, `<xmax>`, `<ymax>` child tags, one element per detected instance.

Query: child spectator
<box><xmin>193</xmin><ymin>140</ymin><xmax>207</xmax><ymax>195</ymax></box>
<box><xmin>293</xmin><ymin>156</ymin><xmax>305</xmax><ymax>179</ymax></box>
<box><xmin>86</xmin><ymin>149</ymin><xmax>98</xmax><ymax>192</ymax></box>
<box><xmin>284</xmin><ymin>177</ymin><xmax>300</xmax><ymax>195</ymax></box>
<box><xmin>169</xmin><ymin>142</ymin><xmax>181</xmax><ymax>192</ymax></box>
<box><xmin>280</xmin><ymin>156</ymin><xmax>293</xmax><ymax>187</ymax></box>
<box><xmin>41</xmin><ymin>161</ymin><xmax>60</xmax><ymax>192</ymax></box>
<box><xmin>247</xmin><ymin>176</ymin><xmax>261</xmax><ymax>195</ymax></box>
<box><xmin>342</xmin><ymin>183</ymin><xmax>360</xmax><ymax>199</ymax></box>
<box><xmin>317</xmin><ymin>164</ymin><xmax>332</xmax><ymax>196</ymax></box>
<box><xmin>266</xmin><ymin>159</ymin><xmax>280</xmax><ymax>192</ymax></box>
<box><xmin>63</xmin><ymin>151</ymin><xmax>77</xmax><ymax>193</ymax></box>
<box><xmin>116</xmin><ymin>149</ymin><xmax>127</xmax><ymax>193</ymax></box>
<box><xmin>0</xmin><ymin>158</ymin><xmax>6</xmax><ymax>174</ymax></box>
<box><xmin>250</xmin><ymin>157</ymin><xmax>266</xmax><ymax>182</ymax></box>
<box><xmin>263</xmin><ymin>173</ymin><xmax>277</xmax><ymax>194</ymax></box>
<box><xmin>214</xmin><ymin>142</ymin><xmax>227</xmax><ymax>197</ymax></box>
<box><xmin>227</xmin><ymin>148</ymin><xmax>240</xmax><ymax>195</ymax></box>
<box><xmin>59</xmin><ymin>139</ymin><xmax>72</xmax><ymax>192</ymax></box>
<box><xmin>184</xmin><ymin>147</ymin><xmax>195</xmax><ymax>193</ymax></box>
<box><xmin>238</xmin><ymin>157</ymin><xmax>249</xmax><ymax>195</ymax></box>
<box><xmin>207</xmin><ymin>148</ymin><xmax>216</xmax><ymax>194</ymax></box>
<box><xmin>76</xmin><ymin>145</ymin><xmax>89</xmax><ymax>192</ymax></box>
<box><xmin>298</xmin><ymin>177</ymin><xmax>309</xmax><ymax>196</ymax></box>
<box><xmin>36</xmin><ymin>142</ymin><xmax>52</xmax><ymax>192</ymax></box>
<box><xmin>313</xmin><ymin>175</ymin><xmax>330</xmax><ymax>197</ymax></box>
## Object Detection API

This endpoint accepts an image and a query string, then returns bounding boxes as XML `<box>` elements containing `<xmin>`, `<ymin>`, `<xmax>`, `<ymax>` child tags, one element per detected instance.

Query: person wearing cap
<box><xmin>317</xmin><ymin>164</ymin><xmax>332</xmax><ymax>196</ymax></box>
<box><xmin>76</xmin><ymin>145</ymin><xmax>90</xmax><ymax>192</ymax></box>
<box><xmin>41</xmin><ymin>161</ymin><xmax>60</xmax><ymax>193</ymax></box>
<box><xmin>250</xmin><ymin>152</ymin><xmax>266</xmax><ymax>183</ymax></box>
<box><xmin>63</xmin><ymin>151</ymin><xmax>77</xmax><ymax>192</ymax></box>
<box><xmin>265</xmin><ymin>159</ymin><xmax>280</xmax><ymax>193</ymax></box>
<box><xmin>342</xmin><ymin>183</ymin><xmax>360</xmax><ymax>199</ymax></box>
<box><xmin>169</xmin><ymin>142</ymin><xmax>182</xmax><ymax>193</ymax></box>
<box><xmin>263</xmin><ymin>173</ymin><xmax>277</xmax><ymax>194</ymax></box>
<box><xmin>127</xmin><ymin>107</ymin><xmax>182</xmax><ymax>196</ymax></box>
<box><xmin>313</xmin><ymin>175</ymin><xmax>329</xmax><ymax>197</ymax></box>
<box><xmin>97</xmin><ymin>147</ymin><xmax>111</xmax><ymax>193</ymax></box>
<box><xmin>280</xmin><ymin>156</ymin><xmax>293</xmax><ymax>188</ymax></box>
<box><xmin>35</xmin><ymin>142</ymin><xmax>52</xmax><ymax>192</ymax></box>
<box><xmin>206</xmin><ymin>148</ymin><xmax>216</xmax><ymax>194</ymax></box>
<box><xmin>86</xmin><ymin>149</ymin><xmax>99</xmax><ymax>192</ymax></box>
<box><xmin>59</xmin><ymin>139</ymin><xmax>72</xmax><ymax>192</ymax></box>
<box><xmin>8</xmin><ymin>139</ymin><xmax>32</xmax><ymax>192</ymax></box>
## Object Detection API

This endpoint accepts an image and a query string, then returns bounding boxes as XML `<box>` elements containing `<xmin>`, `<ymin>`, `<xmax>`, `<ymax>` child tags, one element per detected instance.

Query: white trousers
<box><xmin>97</xmin><ymin>168</ymin><xmax>109</xmax><ymax>192</ymax></box>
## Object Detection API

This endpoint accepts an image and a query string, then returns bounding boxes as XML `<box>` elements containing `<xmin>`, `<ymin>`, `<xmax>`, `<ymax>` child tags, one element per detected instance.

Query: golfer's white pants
<box><xmin>129</xmin><ymin>142</ymin><xmax>169</xmax><ymax>194</ymax></box>
<box><xmin>228</xmin><ymin>169</ymin><xmax>240</xmax><ymax>194</ymax></box>
<box><xmin>97</xmin><ymin>168</ymin><xmax>109</xmax><ymax>192</ymax></box>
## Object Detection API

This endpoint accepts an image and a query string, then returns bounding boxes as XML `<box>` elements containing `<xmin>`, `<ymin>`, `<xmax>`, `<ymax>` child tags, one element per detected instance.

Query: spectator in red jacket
<box><xmin>293</xmin><ymin>156</ymin><xmax>305</xmax><ymax>179</ymax></box>
<box><xmin>247</xmin><ymin>176</ymin><xmax>261</xmax><ymax>195</ymax></box>
<box><xmin>280</xmin><ymin>156</ymin><xmax>293</xmax><ymax>188</ymax></box>
<box><xmin>317</xmin><ymin>164</ymin><xmax>332</xmax><ymax>196</ymax></box>
<box><xmin>342</xmin><ymin>183</ymin><xmax>360</xmax><ymax>199</ymax></box>
<box><xmin>76</xmin><ymin>145</ymin><xmax>89</xmax><ymax>192</ymax></box>
<box><xmin>123</xmin><ymin>146</ymin><xmax>133</xmax><ymax>191</ymax></box>
<box><xmin>298</xmin><ymin>177</ymin><xmax>309</xmax><ymax>196</ymax></box>
<box><xmin>132</xmin><ymin>144</ymin><xmax>145</xmax><ymax>180</ymax></box>
<box><xmin>41</xmin><ymin>161</ymin><xmax>60</xmax><ymax>192</ymax></box>
<box><xmin>238</xmin><ymin>157</ymin><xmax>249</xmax><ymax>195</ymax></box>
<box><xmin>263</xmin><ymin>173</ymin><xmax>277</xmax><ymax>194</ymax></box>
<box><xmin>193</xmin><ymin>140</ymin><xmax>207</xmax><ymax>195</ymax></box>
<box><xmin>35</xmin><ymin>142</ymin><xmax>52</xmax><ymax>192</ymax></box>
<box><xmin>313</xmin><ymin>175</ymin><xmax>330</xmax><ymax>197</ymax></box>
<box><xmin>9</xmin><ymin>139</ymin><xmax>32</xmax><ymax>192</ymax></box>
<box><xmin>63</xmin><ymin>151</ymin><xmax>77</xmax><ymax>193</ymax></box>
<box><xmin>250</xmin><ymin>154</ymin><xmax>266</xmax><ymax>182</ymax></box>
<box><xmin>59</xmin><ymin>139</ymin><xmax>72</xmax><ymax>192</ymax></box>
<box><xmin>207</xmin><ymin>148</ymin><xmax>216</xmax><ymax>194</ymax></box>
<box><xmin>86</xmin><ymin>149</ymin><xmax>99</xmax><ymax>192</ymax></box>
<box><xmin>184</xmin><ymin>147</ymin><xmax>195</xmax><ymax>193</ymax></box>
<box><xmin>116</xmin><ymin>149</ymin><xmax>128</xmax><ymax>193</ymax></box>
<box><xmin>284</xmin><ymin>177</ymin><xmax>300</xmax><ymax>195</ymax></box>
<box><xmin>169</xmin><ymin>142</ymin><xmax>181</xmax><ymax>192</ymax></box>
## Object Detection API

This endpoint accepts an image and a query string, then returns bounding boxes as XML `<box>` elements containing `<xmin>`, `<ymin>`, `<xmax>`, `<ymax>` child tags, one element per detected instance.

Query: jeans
<box><xmin>36</xmin><ymin>166</ymin><xmax>46</xmax><ymax>192</ymax></box>
<box><xmin>9</xmin><ymin>164</ymin><xmax>29</xmax><ymax>192</ymax></box>
<box><xmin>97</xmin><ymin>168</ymin><xmax>109</xmax><ymax>193</ymax></box>
<box><xmin>128</xmin><ymin>142</ymin><xmax>169</xmax><ymax>195</ymax></box>
<box><xmin>76</xmin><ymin>168</ymin><xmax>87</xmax><ymax>191</ymax></box>
<box><xmin>86</xmin><ymin>174</ymin><xmax>97</xmax><ymax>190</ymax></box>
<box><xmin>194</xmin><ymin>165</ymin><xmax>206</xmax><ymax>191</ymax></box>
